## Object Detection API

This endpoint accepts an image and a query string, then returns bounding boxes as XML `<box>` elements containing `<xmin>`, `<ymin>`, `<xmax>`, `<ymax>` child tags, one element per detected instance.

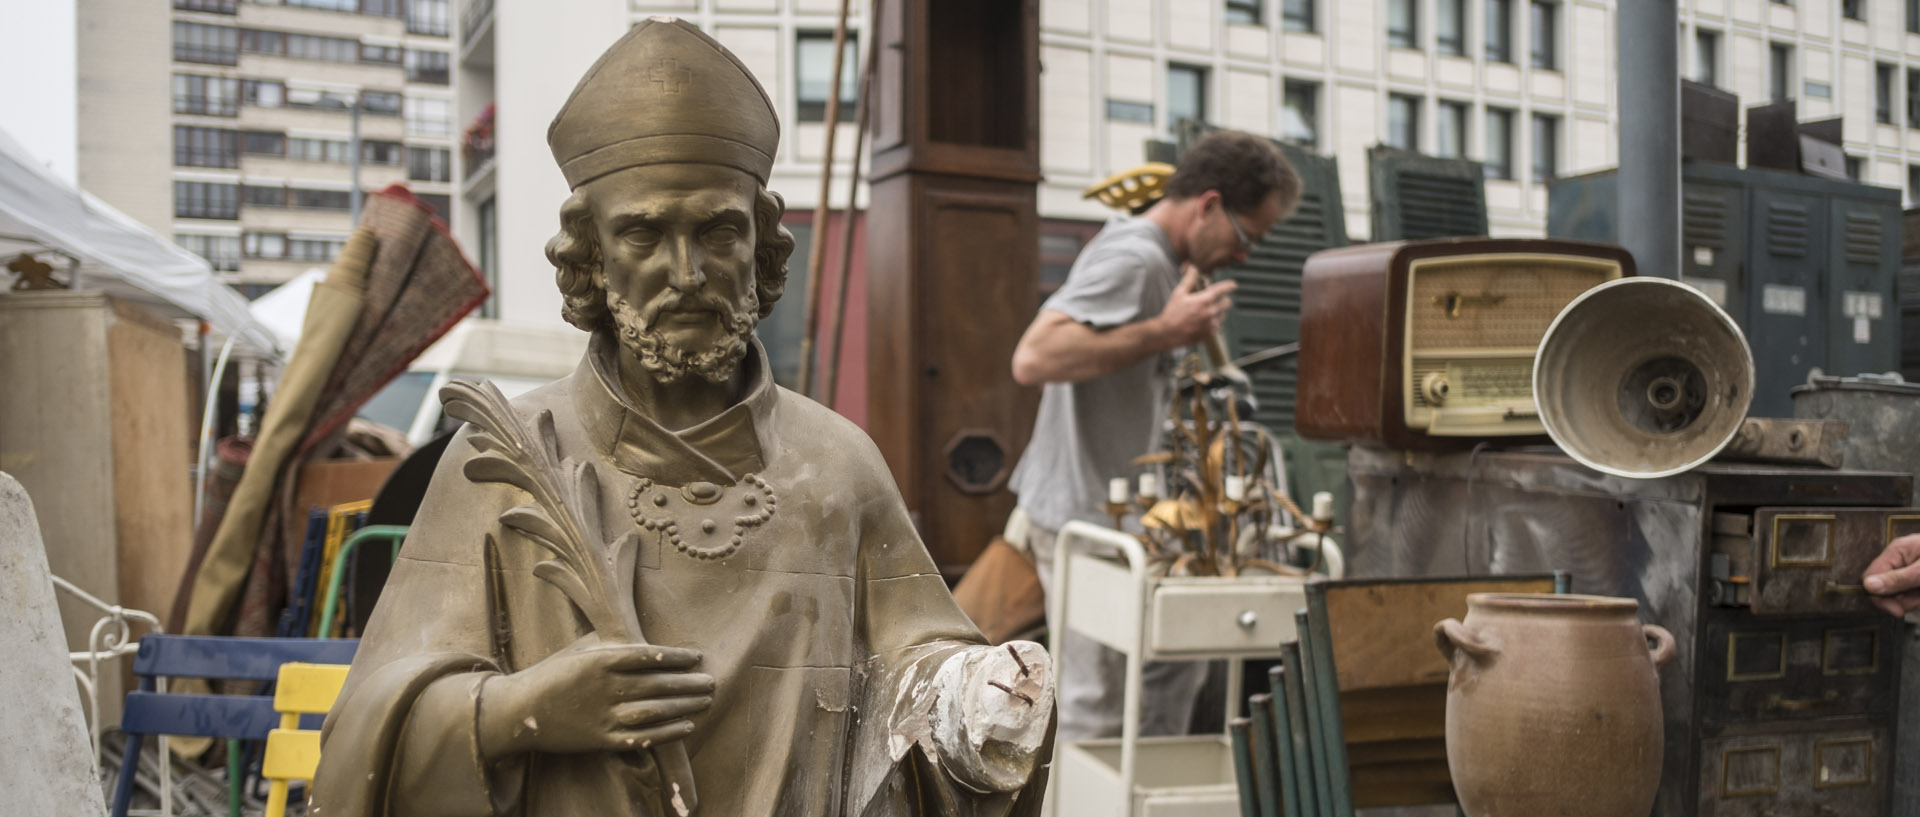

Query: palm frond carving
<box><xmin>439</xmin><ymin>378</ymin><xmax>696</xmax><ymax>814</ymax></box>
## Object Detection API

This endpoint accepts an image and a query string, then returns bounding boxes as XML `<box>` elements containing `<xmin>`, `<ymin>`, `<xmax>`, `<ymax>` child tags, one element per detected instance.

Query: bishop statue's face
<box><xmin>583</xmin><ymin>163</ymin><xmax>763</xmax><ymax>385</ymax></box>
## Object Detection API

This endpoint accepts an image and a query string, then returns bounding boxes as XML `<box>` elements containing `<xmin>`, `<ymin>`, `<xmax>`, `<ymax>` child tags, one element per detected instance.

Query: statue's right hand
<box><xmin>477</xmin><ymin>642</ymin><xmax>714</xmax><ymax>759</ymax></box>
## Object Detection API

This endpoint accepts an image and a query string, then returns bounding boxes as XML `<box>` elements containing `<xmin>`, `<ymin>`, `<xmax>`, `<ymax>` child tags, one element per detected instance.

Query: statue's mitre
<box><xmin>548</xmin><ymin>17</ymin><xmax>779</xmax><ymax>189</ymax></box>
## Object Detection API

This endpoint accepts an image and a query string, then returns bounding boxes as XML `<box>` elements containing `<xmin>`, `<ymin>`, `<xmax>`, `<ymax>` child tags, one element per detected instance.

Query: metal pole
<box><xmin>797</xmin><ymin>0</ymin><xmax>855</xmax><ymax>399</ymax></box>
<box><xmin>349</xmin><ymin>99</ymin><xmax>363</xmax><ymax>224</ymax></box>
<box><xmin>1617</xmin><ymin>0</ymin><xmax>1680</xmax><ymax>279</ymax></box>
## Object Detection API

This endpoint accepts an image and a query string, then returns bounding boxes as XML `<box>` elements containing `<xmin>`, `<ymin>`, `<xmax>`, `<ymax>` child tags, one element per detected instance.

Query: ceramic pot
<box><xmin>1433</xmin><ymin>593</ymin><xmax>1674</xmax><ymax>817</ymax></box>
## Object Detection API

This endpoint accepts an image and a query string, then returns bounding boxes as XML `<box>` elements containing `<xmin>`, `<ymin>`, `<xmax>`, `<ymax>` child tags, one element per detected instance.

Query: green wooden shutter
<box><xmin>1368</xmin><ymin>145</ymin><xmax>1488</xmax><ymax>241</ymax></box>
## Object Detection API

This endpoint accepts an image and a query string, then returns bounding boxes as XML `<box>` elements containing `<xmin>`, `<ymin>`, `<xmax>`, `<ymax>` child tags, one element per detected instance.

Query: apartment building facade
<box><xmin>97</xmin><ymin>0</ymin><xmax>458</xmax><ymax>297</ymax></box>
<box><xmin>450</xmin><ymin>0</ymin><xmax>1920</xmax><ymax>366</ymax></box>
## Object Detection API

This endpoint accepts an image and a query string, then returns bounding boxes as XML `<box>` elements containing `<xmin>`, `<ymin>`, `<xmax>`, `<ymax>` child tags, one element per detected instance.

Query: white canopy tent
<box><xmin>0</xmin><ymin>127</ymin><xmax>280</xmax><ymax>356</ymax></box>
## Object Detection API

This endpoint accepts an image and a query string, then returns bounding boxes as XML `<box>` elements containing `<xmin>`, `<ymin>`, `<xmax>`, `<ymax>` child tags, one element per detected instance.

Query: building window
<box><xmin>174</xmin><ymin>181</ymin><xmax>239</xmax><ymax>220</ymax></box>
<box><xmin>243</xmin><ymin>232</ymin><xmax>286</xmax><ymax>259</ymax></box>
<box><xmin>288</xmin><ymin>137</ymin><xmax>351</xmax><ymax>163</ymax></box>
<box><xmin>1877</xmin><ymin>63</ymin><xmax>1896</xmax><ymax>125</ymax></box>
<box><xmin>1694</xmin><ymin>29</ymin><xmax>1719</xmax><ymax>87</ymax></box>
<box><xmin>362</xmin><ymin>140</ymin><xmax>405</xmax><ymax>166</ymax></box>
<box><xmin>406</xmin><ymin>97</ymin><xmax>451</xmax><ymax>135</ymax></box>
<box><xmin>1770</xmin><ymin>43</ymin><xmax>1792</xmax><ymax>102</ymax></box>
<box><xmin>1387</xmin><ymin>0</ymin><xmax>1418</xmax><ymax>49</ymax></box>
<box><xmin>1436</xmin><ymin>100</ymin><xmax>1468</xmax><ymax>158</ymax></box>
<box><xmin>1387</xmin><ymin>93</ymin><xmax>1420</xmax><ymax>150</ymax></box>
<box><xmin>242</xmin><ymin>131</ymin><xmax>284</xmax><ymax>155</ymax></box>
<box><xmin>360</xmin><ymin>43</ymin><xmax>404</xmax><ymax>66</ymax></box>
<box><xmin>1283</xmin><ymin>0</ymin><xmax>1315</xmax><ymax>32</ymax></box>
<box><xmin>1225</xmin><ymin>0</ymin><xmax>1263</xmax><ymax>25</ymax></box>
<box><xmin>1530</xmin><ymin>1</ymin><xmax>1557</xmax><ymax>70</ymax></box>
<box><xmin>1844</xmin><ymin>0</ymin><xmax>1864</xmax><ymax>19</ymax></box>
<box><xmin>244</xmin><ymin>185</ymin><xmax>288</xmax><ymax>208</ymax></box>
<box><xmin>361</xmin><ymin>91</ymin><xmax>404</xmax><ymax>116</ymax></box>
<box><xmin>240</xmin><ymin>29</ymin><xmax>284</xmax><ymax>56</ymax></box>
<box><xmin>1167</xmin><ymin>63</ymin><xmax>1208</xmax><ymax>129</ymax></box>
<box><xmin>795</xmin><ymin>32</ymin><xmax>858</xmax><ymax>123</ymax></box>
<box><xmin>1532</xmin><ymin>112</ymin><xmax>1559</xmax><ymax>182</ymax></box>
<box><xmin>173</xmin><ymin>74</ymin><xmax>240</xmax><ymax>116</ymax></box>
<box><xmin>1845</xmin><ymin>155</ymin><xmax>1863</xmax><ymax>181</ymax></box>
<box><xmin>1486</xmin><ymin>0</ymin><xmax>1512</xmax><ymax>63</ymax></box>
<box><xmin>1281</xmin><ymin>80</ymin><xmax>1319</xmax><ymax>149</ymax></box>
<box><xmin>1910</xmin><ymin>0</ymin><xmax>1919</xmax><ymax>33</ymax></box>
<box><xmin>1484</xmin><ymin>107</ymin><xmax>1514</xmax><ymax>179</ymax></box>
<box><xmin>288</xmin><ymin>0</ymin><xmax>354</xmax><ymax>10</ymax></box>
<box><xmin>289</xmin><ymin>237</ymin><xmax>346</xmax><ymax>262</ymax></box>
<box><xmin>406</xmin><ymin>49</ymin><xmax>449</xmax><ymax>84</ymax></box>
<box><xmin>362</xmin><ymin>0</ymin><xmax>404</xmax><ymax>18</ymax></box>
<box><xmin>408</xmin><ymin>0</ymin><xmax>449</xmax><ymax>36</ymax></box>
<box><xmin>176</xmin><ymin>234</ymin><xmax>241</xmax><ymax>271</ymax></box>
<box><xmin>1436</xmin><ymin>0</ymin><xmax>1465</xmax><ymax>56</ymax></box>
<box><xmin>1910</xmin><ymin>164</ymin><xmax>1920</xmax><ymax>204</ymax></box>
<box><xmin>284</xmin><ymin>85</ymin><xmax>353</xmax><ymax>111</ymax></box>
<box><xmin>292</xmin><ymin>188</ymin><xmax>352</xmax><ymax>210</ymax></box>
<box><xmin>174</xmin><ymin>0</ymin><xmax>237</xmax><ymax>13</ymax></box>
<box><xmin>477</xmin><ymin>197</ymin><xmax>498</xmax><ymax>318</ymax></box>
<box><xmin>174</xmin><ymin>126</ymin><xmax>239</xmax><ymax>168</ymax></box>
<box><xmin>408</xmin><ymin>146</ymin><xmax>451</xmax><ymax>182</ymax></box>
<box><xmin>242</xmin><ymin>79</ymin><xmax>284</xmax><ymax>108</ymax></box>
<box><xmin>173</xmin><ymin>22</ymin><xmax>238</xmax><ymax>65</ymax></box>
<box><xmin>1106</xmin><ymin>100</ymin><xmax>1154</xmax><ymax>123</ymax></box>
<box><xmin>289</xmin><ymin>33</ymin><xmax>359</xmax><ymax>63</ymax></box>
<box><xmin>1909</xmin><ymin>69</ymin><xmax>1920</xmax><ymax>128</ymax></box>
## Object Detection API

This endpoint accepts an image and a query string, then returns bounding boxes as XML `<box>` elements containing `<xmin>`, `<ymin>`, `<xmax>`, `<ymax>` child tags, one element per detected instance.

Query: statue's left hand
<box><xmin>930</xmin><ymin>641</ymin><xmax>1054</xmax><ymax>792</ymax></box>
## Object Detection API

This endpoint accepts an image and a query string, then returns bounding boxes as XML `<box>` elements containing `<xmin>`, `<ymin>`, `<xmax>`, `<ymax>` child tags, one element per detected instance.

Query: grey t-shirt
<box><xmin>1009</xmin><ymin>216</ymin><xmax>1183</xmax><ymax>532</ymax></box>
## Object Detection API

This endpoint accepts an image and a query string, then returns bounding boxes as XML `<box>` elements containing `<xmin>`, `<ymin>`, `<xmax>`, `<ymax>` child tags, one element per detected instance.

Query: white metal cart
<box><xmin>1045</xmin><ymin>520</ymin><xmax>1308</xmax><ymax>817</ymax></box>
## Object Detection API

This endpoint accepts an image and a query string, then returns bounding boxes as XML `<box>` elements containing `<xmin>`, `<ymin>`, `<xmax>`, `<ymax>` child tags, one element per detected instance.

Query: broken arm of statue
<box><xmin>930</xmin><ymin>641</ymin><xmax>1055</xmax><ymax>792</ymax></box>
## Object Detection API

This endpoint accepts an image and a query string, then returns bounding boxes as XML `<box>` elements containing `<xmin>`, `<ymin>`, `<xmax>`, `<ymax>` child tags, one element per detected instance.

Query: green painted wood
<box><xmin>1278</xmin><ymin>645</ymin><xmax>1318</xmax><ymax>817</ymax></box>
<box><xmin>1248</xmin><ymin>694</ymin><xmax>1283</xmax><ymax>817</ymax></box>
<box><xmin>1368</xmin><ymin>145</ymin><xmax>1488</xmax><ymax>242</ymax></box>
<box><xmin>1304</xmin><ymin>584</ymin><xmax>1355</xmax><ymax>817</ymax></box>
<box><xmin>1264</xmin><ymin>665</ymin><xmax>1305</xmax><ymax>817</ymax></box>
<box><xmin>1293</xmin><ymin>609</ymin><xmax>1338</xmax><ymax>817</ymax></box>
<box><xmin>1230</xmin><ymin>718</ymin><xmax>1262</xmax><ymax>817</ymax></box>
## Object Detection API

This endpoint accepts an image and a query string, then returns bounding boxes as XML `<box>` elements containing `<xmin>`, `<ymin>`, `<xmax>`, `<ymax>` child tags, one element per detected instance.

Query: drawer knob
<box><xmin>1237</xmin><ymin>610</ymin><xmax>1258</xmax><ymax>629</ymax></box>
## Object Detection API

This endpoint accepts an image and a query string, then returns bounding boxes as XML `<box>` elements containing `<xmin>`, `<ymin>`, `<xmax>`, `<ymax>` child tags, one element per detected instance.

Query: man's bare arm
<box><xmin>1011</xmin><ymin>266</ymin><xmax>1235</xmax><ymax>386</ymax></box>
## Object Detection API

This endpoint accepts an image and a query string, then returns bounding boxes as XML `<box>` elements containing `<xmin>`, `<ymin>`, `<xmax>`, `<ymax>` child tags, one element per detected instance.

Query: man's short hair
<box><xmin>1164</xmin><ymin>130</ymin><xmax>1302</xmax><ymax>219</ymax></box>
<box><xmin>546</xmin><ymin>185</ymin><xmax>796</xmax><ymax>334</ymax></box>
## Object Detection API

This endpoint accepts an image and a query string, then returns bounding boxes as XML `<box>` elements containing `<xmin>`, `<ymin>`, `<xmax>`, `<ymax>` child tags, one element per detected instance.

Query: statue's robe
<box><xmin>311</xmin><ymin>336</ymin><xmax>1049</xmax><ymax>816</ymax></box>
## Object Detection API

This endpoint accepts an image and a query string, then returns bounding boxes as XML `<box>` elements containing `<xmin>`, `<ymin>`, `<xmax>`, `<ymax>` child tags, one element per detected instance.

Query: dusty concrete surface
<box><xmin>0</xmin><ymin>471</ymin><xmax>107</xmax><ymax>817</ymax></box>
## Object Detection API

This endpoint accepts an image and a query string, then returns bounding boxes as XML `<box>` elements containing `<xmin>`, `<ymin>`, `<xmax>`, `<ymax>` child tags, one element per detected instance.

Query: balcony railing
<box><xmin>462</xmin><ymin>0</ymin><xmax>495</xmax><ymax>50</ymax></box>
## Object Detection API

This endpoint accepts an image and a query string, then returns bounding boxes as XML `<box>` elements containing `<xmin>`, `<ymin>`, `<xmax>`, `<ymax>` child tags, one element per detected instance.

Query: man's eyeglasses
<box><xmin>1218</xmin><ymin>204</ymin><xmax>1257</xmax><ymax>253</ymax></box>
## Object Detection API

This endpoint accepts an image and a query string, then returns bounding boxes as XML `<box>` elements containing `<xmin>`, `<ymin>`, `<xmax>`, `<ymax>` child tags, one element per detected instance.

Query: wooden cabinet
<box><xmin>0</xmin><ymin>292</ymin><xmax>195</xmax><ymax>725</ymax></box>
<box><xmin>866</xmin><ymin>0</ymin><xmax>1039</xmax><ymax>575</ymax></box>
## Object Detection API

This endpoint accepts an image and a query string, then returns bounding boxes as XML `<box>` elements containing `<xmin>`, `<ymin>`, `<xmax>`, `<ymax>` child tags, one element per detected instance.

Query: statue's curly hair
<box><xmin>546</xmin><ymin>184</ymin><xmax>795</xmax><ymax>333</ymax></box>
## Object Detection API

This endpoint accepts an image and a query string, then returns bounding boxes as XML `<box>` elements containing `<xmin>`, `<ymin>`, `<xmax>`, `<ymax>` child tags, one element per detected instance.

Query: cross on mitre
<box><xmin>649</xmin><ymin>58</ymin><xmax>693</xmax><ymax>95</ymax></box>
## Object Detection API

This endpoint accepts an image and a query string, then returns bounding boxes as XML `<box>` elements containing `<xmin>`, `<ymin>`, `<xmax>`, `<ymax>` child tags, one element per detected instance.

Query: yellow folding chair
<box><xmin>263</xmin><ymin>662</ymin><xmax>352</xmax><ymax>817</ymax></box>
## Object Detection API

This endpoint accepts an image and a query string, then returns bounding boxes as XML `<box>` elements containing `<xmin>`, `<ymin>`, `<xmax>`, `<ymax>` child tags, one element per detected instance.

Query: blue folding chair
<box><xmin>109</xmin><ymin>635</ymin><xmax>358</xmax><ymax>817</ymax></box>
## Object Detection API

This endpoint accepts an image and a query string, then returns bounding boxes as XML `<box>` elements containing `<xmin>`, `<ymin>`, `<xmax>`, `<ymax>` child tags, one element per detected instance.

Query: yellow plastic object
<box><xmin>1081</xmin><ymin>162</ymin><xmax>1176</xmax><ymax>212</ymax></box>
<box><xmin>310</xmin><ymin>500</ymin><xmax>371</xmax><ymax>637</ymax></box>
<box><xmin>263</xmin><ymin>662</ymin><xmax>352</xmax><ymax>817</ymax></box>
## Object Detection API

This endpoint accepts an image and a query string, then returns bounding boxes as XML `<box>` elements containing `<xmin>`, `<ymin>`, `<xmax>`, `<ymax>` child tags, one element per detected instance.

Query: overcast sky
<box><xmin>0</xmin><ymin>1</ymin><xmax>79</xmax><ymax>182</ymax></box>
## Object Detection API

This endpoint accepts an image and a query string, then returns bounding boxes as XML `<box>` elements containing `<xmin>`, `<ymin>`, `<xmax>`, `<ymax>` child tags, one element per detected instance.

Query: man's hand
<box><xmin>931</xmin><ymin>641</ymin><xmax>1054</xmax><ymax>793</ymax></box>
<box><xmin>1864</xmin><ymin>534</ymin><xmax>1920</xmax><ymax>617</ymax></box>
<box><xmin>1155</xmin><ymin>265</ymin><xmax>1236</xmax><ymax>348</ymax></box>
<box><xmin>477</xmin><ymin>641</ymin><xmax>714</xmax><ymax>759</ymax></box>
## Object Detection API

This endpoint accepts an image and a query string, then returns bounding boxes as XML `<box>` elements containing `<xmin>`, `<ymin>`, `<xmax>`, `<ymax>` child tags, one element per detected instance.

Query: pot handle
<box><xmin>1644</xmin><ymin>624</ymin><xmax>1676</xmax><ymax>671</ymax></box>
<box><xmin>1433</xmin><ymin>618</ymin><xmax>1497</xmax><ymax>664</ymax></box>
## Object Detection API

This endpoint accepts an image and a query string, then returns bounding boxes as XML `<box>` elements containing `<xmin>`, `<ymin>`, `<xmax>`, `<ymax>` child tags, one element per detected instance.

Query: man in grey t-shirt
<box><xmin>1008</xmin><ymin>131</ymin><xmax>1300</xmax><ymax>740</ymax></box>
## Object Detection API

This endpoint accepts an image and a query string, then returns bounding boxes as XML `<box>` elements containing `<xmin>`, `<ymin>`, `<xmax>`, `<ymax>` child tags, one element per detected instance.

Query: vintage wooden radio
<box><xmin>1295</xmin><ymin>237</ymin><xmax>1634</xmax><ymax>448</ymax></box>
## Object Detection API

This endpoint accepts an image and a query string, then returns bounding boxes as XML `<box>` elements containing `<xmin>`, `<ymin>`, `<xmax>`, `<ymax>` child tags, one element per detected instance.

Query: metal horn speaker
<box><xmin>1534</xmin><ymin>277</ymin><xmax>1754</xmax><ymax>479</ymax></box>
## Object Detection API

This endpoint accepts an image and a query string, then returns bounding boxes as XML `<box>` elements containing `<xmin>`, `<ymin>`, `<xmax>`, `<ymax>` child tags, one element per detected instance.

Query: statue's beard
<box><xmin>606</xmin><ymin>289</ymin><xmax>758</xmax><ymax>385</ymax></box>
